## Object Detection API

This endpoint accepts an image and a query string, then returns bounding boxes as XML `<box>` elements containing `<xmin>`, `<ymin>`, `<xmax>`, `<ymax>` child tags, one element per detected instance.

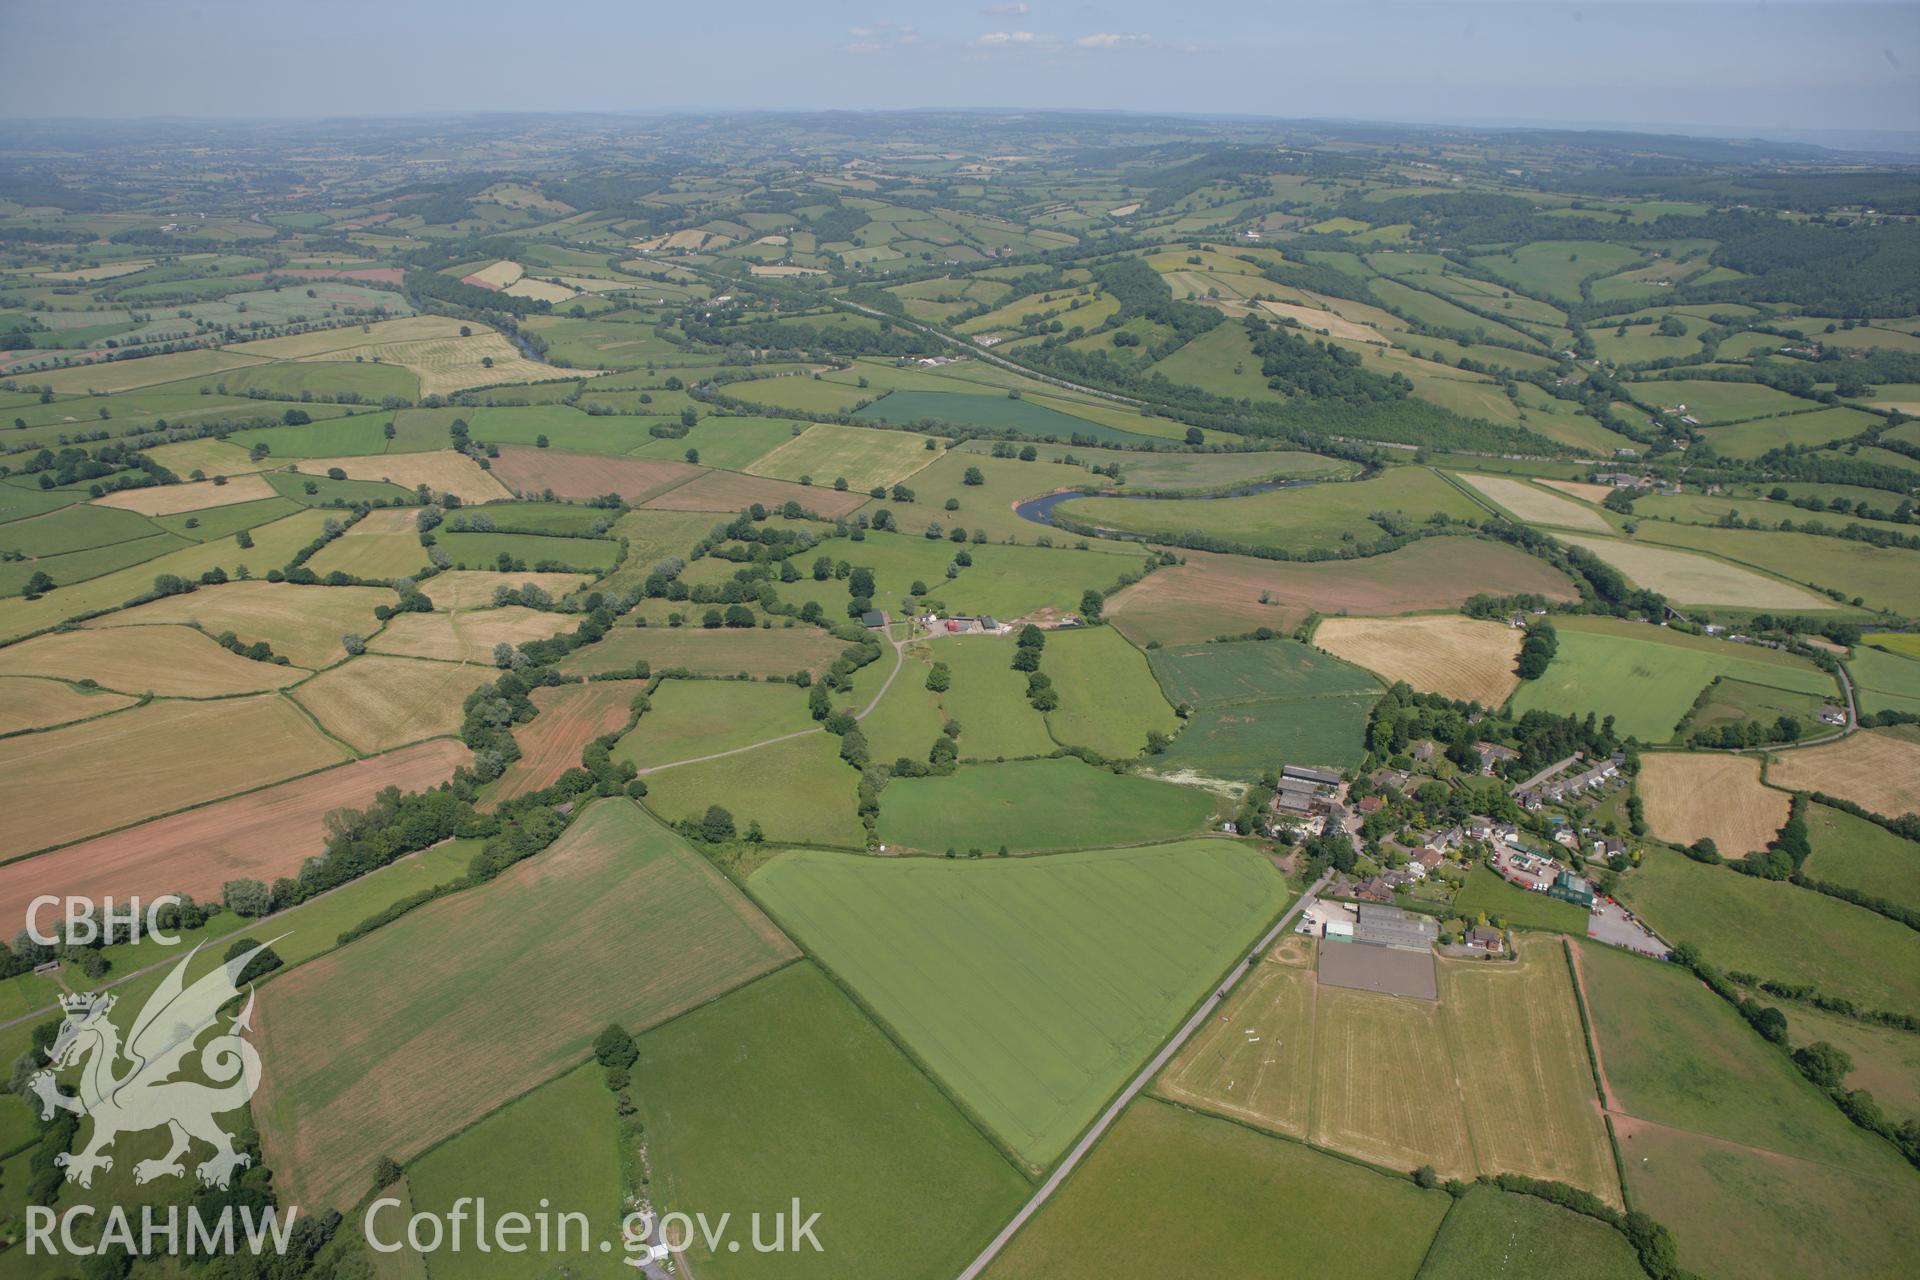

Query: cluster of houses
<box><xmin>1510</xmin><ymin>751</ymin><xmax>1624</xmax><ymax>811</ymax></box>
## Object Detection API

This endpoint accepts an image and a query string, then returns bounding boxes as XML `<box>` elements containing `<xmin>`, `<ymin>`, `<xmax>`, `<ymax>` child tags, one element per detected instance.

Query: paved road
<box><xmin>954</xmin><ymin>872</ymin><xmax>1331</xmax><ymax>1280</ymax></box>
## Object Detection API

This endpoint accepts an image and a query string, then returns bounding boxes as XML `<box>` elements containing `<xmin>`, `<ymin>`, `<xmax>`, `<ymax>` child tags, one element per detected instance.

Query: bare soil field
<box><xmin>422</xmin><ymin>571</ymin><xmax>591</xmax><ymax>609</ymax></box>
<box><xmin>488</xmin><ymin>681</ymin><xmax>640</xmax><ymax>807</ymax></box>
<box><xmin>641</xmin><ymin>469</ymin><xmax>870</xmax><ymax>517</ymax></box>
<box><xmin>1106</xmin><ymin>540</ymin><xmax>1579</xmax><ymax>646</ymax></box>
<box><xmin>0</xmin><ymin>624</ymin><xmax>308</xmax><ymax>696</ymax></box>
<box><xmin>292</xmin><ymin>453</ymin><xmax>512</xmax><ymax>503</ymax></box>
<box><xmin>1556</xmin><ymin>534</ymin><xmax>1831</xmax><ymax>609</ymax></box>
<box><xmin>489</xmin><ymin>446</ymin><xmax>700</xmax><ymax>503</ymax></box>
<box><xmin>291</xmin><ymin>655</ymin><xmax>492</xmax><ymax>753</ymax></box>
<box><xmin>1767</xmin><ymin>731</ymin><xmax>1920</xmax><ymax>820</ymax></box>
<box><xmin>0</xmin><ymin>694</ymin><xmax>347</xmax><ymax>858</ymax></box>
<box><xmin>556</xmin><ymin>624</ymin><xmax>849</xmax><ymax>679</ymax></box>
<box><xmin>1314</xmin><ymin>614</ymin><xmax>1522</xmax><ymax>706</ymax></box>
<box><xmin>254</xmin><ymin>800</ymin><xmax>797</xmax><ymax>1210</ymax></box>
<box><xmin>91</xmin><ymin>474</ymin><xmax>279</xmax><ymax>515</ymax></box>
<box><xmin>0</xmin><ymin>677</ymin><xmax>135</xmax><ymax>735</ymax></box>
<box><xmin>0</xmin><ymin>739</ymin><xmax>468</xmax><ymax>929</ymax></box>
<box><xmin>1457</xmin><ymin>473</ymin><xmax>1612</xmax><ymax>532</ymax></box>
<box><xmin>86</xmin><ymin>575</ymin><xmax>393</xmax><ymax>667</ymax></box>
<box><xmin>368</xmin><ymin>606</ymin><xmax>573</xmax><ymax>663</ymax></box>
<box><xmin>1639</xmin><ymin>752</ymin><xmax>1790</xmax><ymax>853</ymax></box>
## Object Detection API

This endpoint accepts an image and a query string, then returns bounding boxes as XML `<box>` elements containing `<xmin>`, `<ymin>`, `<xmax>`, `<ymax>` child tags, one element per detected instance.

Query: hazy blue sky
<box><xmin>2</xmin><ymin>1</ymin><xmax>1915</xmax><ymax>139</ymax></box>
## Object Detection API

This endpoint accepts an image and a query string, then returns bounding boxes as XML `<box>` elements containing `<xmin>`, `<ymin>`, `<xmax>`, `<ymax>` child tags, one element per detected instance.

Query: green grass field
<box><xmin>749</xmin><ymin>841</ymin><xmax>1290</xmax><ymax>1166</ymax></box>
<box><xmin>1055</xmin><ymin>466</ymin><xmax>1482</xmax><ymax>553</ymax></box>
<box><xmin>1453</xmin><ymin>865</ymin><xmax>1593</xmax><ymax>934</ymax></box>
<box><xmin>1633</xmin><ymin>521</ymin><xmax>1920</xmax><ymax>616</ymax></box>
<box><xmin>1507</xmin><ymin>615</ymin><xmax>1838</xmax><ymax>742</ymax></box>
<box><xmin>627</xmin><ymin>414</ymin><xmax>796</xmax><ymax>470</ymax></box>
<box><xmin>436</xmin><ymin>530</ymin><xmax>620</xmax><ymax>571</ymax></box>
<box><xmin>876</xmin><ymin>757</ymin><xmax>1215</xmax><ymax>852</ymax></box>
<box><xmin>632</xmin><ymin>963</ymin><xmax>1029</xmax><ymax>1280</ymax></box>
<box><xmin>1802</xmin><ymin>802</ymin><xmax>1920</xmax><ymax>913</ymax></box>
<box><xmin>800</xmin><ymin>532</ymin><xmax>1128</xmax><ymax>621</ymax></box>
<box><xmin>1147</xmin><ymin>638</ymin><xmax>1380</xmax><ymax>778</ymax></box>
<box><xmin>406</xmin><ymin>1065</ymin><xmax>630</xmax><ymax>1280</ymax></box>
<box><xmin>1415</xmin><ymin>1187</ymin><xmax>1645</xmax><ymax>1280</ymax></box>
<box><xmin>746</xmin><ymin>422</ymin><xmax>936</xmax><ymax>491</ymax></box>
<box><xmin>1039</xmin><ymin>625</ymin><xmax>1178</xmax><ymax>758</ymax></box>
<box><xmin>1618</xmin><ymin>848</ymin><xmax>1920</xmax><ymax>1015</ymax></box>
<box><xmin>229</xmin><ymin>413</ymin><xmax>398</xmax><ymax>457</ymax></box>
<box><xmin>642</xmin><ymin>729</ymin><xmax>865</xmax><ymax>847</ymax></box>
<box><xmin>1783</xmin><ymin>1001</ymin><xmax>1920</xmax><ymax>1129</ymax></box>
<box><xmin>986</xmin><ymin>1099</ymin><xmax>1448</xmax><ymax>1279</ymax></box>
<box><xmin>855</xmin><ymin>390</ymin><xmax>1155</xmax><ymax>443</ymax></box>
<box><xmin>910</xmin><ymin>634</ymin><xmax>1057</xmax><ymax>759</ymax></box>
<box><xmin>614</xmin><ymin>677</ymin><xmax>815</xmax><ymax>771</ymax></box>
<box><xmin>1849</xmin><ymin>642</ymin><xmax>1920</xmax><ymax>718</ymax></box>
<box><xmin>0</xmin><ymin>502</ymin><xmax>163</xmax><ymax>557</ymax></box>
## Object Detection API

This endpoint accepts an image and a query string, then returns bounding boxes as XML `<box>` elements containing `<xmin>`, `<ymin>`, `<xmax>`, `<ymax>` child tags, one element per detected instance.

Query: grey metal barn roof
<box><xmin>1353</xmin><ymin>904</ymin><xmax>1439</xmax><ymax>951</ymax></box>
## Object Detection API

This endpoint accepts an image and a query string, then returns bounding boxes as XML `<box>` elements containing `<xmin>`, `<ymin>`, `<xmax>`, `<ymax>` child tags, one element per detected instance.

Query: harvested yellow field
<box><xmin>0</xmin><ymin>677</ymin><xmax>135</xmax><ymax>735</ymax></box>
<box><xmin>1158</xmin><ymin>945</ymin><xmax>1316</xmax><ymax>1136</ymax></box>
<box><xmin>305</xmin><ymin>531</ymin><xmax>431</xmax><ymax>581</ymax></box>
<box><xmin>369</xmin><ymin>606</ymin><xmax>573</xmax><ymax>663</ymax></box>
<box><xmin>464</xmin><ymin>259</ymin><xmax>524</xmax><ymax>289</ymax></box>
<box><xmin>0</xmin><ymin>694</ymin><xmax>346</xmax><ymax>858</ymax></box>
<box><xmin>32</xmin><ymin>348</ymin><xmax>267</xmax><ymax>395</ymax></box>
<box><xmin>292</xmin><ymin>452</ymin><xmax>512</xmax><ymax>502</ymax></box>
<box><xmin>1310</xmin><ymin>983</ymin><xmax>1477</xmax><ymax>1179</ymax></box>
<box><xmin>1441</xmin><ymin>940</ymin><xmax>1620</xmax><ymax>1204</ymax></box>
<box><xmin>1459</xmin><ymin>473</ymin><xmax>1612</xmax><ymax>532</ymax></box>
<box><xmin>308</xmin><ymin>331</ymin><xmax>567</xmax><ymax>397</ymax></box>
<box><xmin>1767</xmin><ymin>731</ymin><xmax>1920</xmax><ymax>820</ymax></box>
<box><xmin>291</xmin><ymin>655</ymin><xmax>492</xmax><ymax>753</ymax></box>
<box><xmin>0</xmin><ymin>624</ymin><xmax>307</xmax><ymax>696</ymax></box>
<box><xmin>1639</xmin><ymin>753</ymin><xmax>1789</xmax><ymax>853</ymax></box>
<box><xmin>91</xmin><ymin>473</ymin><xmax>278</xmax><ymax>515</ymax></box>
<box><xmin>1315</xmin><ymin>614</ymin><xmax>1522</xmax><ymax>707</ymax></box>
<box><xmin>1557</xmin><ymin>535</ymin><xmax>1831</xmax><ymax>609</ymax></box>
<box><xmin>141</xmin><ymin>438</ymin><xmax>272</xmax><ymax>478</ymax></box>
<box><xmin>423</xmin><ymin>571</ymin><xmax>590</xmax><ymax>610</ymax></box>
<box><xmin>754</xmin><ymin>234</ymin><xmax>790</xmax><ymax>246</ymax></box>
<box><xmin>232</xmin><ymin>314</ymin><xmax>469</xmax><ymax>359</ymax></box>
<box><xmin>1540</xmin><ymin>479</ymin><xmax>1615</xmax><ymax>504</ymax></box>
<box><xmin>83</xmin><ymin>580</ymin><xmax>394</xmax><ymax>668</ymax></box>
<box><xmin>1259</xmin><ymin>299</ymin><xmax>1390</xmax><ymax>345</ymax></box>
<box><xmin>749</xmin><ymin>264</ymin><xmax>825</xmax><ymax>277</ymax></box>
<box><xmin>503</xmin><ymin>277</ymin><xmax>576</xmax><ymax>304</ymax></box>
<box><xmin>34</xmin><ymin>259</ymin><xmax>153</xmax><ymax>282</ymax></box>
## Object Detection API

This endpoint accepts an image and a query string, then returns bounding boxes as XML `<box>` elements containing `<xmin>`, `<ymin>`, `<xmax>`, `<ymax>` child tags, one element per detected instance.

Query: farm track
<box><xmin>955</xmin><ymin>873</ymin><xmax>1329</xmax><ymax>1280</ymax></box>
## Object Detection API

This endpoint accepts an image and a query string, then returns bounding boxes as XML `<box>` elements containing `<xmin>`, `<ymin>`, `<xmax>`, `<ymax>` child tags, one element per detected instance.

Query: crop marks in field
<box><xmin>1638</xmin><ymin>752</ymin><xmax>1788</xmax><ymax>853</ymax></box>
<box><xmin>1147</xmin><ymin>638</ymin><xmax>1379</xmax><ymax>780</ymax></box>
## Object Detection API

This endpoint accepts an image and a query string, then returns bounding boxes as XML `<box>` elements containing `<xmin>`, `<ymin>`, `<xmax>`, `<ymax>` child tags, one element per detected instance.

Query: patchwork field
<box><xmin>367</xmin><ymin>605</ymin><xmax>574</xmax><ymax>662</ymax></box>
<box><xmin>1314</xmin><ymin>614</ymin><xmax>1522</xmax><ymax>706</ymax></box>
<box><xmin>642</xmin><ymin>729</ymin><xmax>864</xmax><ymax>846</ymax></box>
<box><xmin>984</xmin><ymin>1100</ymin><xmax>1448</xmax><ymax>1280</ymax></box>
<box><xmin>632</xmin><ymin>963</ymin><xmax>1029</xmax><ymax>1280</ymax></box>
<box><xmin>1105</xmin><ymin>539</ymin><xmax>1578</xmax><ymax>645</ymax></box>
<box><xmin>0</xmin><ymin>693</ymin><xmax>345</xmax><ymax>858</ymax></box>
<box><xmin>1766</xmin><ymin>729</ymin><xmax>1920</xmax><ymax>819</ymax></box>
<box><xmin>1456</xmin><ymin>473</ymin><xmax>1611</xmax><ymax>531</ymax></box>
<box><xmin>488</xmin><ymin>680</ymin><xmax>640</xmax><ymax>806</ymax></box>
<box><xmin>1574</xmin><ymin>941</ymin><xmax>1918</xmax><ymax>1280</ymax></box>
<box><xmin>1037</xmin><ymin>624</ymin><xmax>1178</xmax><ymax>758</ymax></box>
<box><xmin>876</xmin><ymin>757</ymin><xmax>1216</xmax><ymax>852</ymax></box>
<box><xmin>751</xmin><ymin>841</ymin><xmax>1290</xmax><ymax>1167</ymax></box>
<box><xmin>557</xmin><ymin>623</ymin><xmax>848</xmax><ymax>679</ymax></box>
<box><xmin>255</xmin><ymin>800</ymin><xmax>797</xmax><ymax>1210</ymax></box>
<box><xmin>0</xmin><ymin>676</ymin><xmax>134</xmax><ymax>735</ymax></box>
<box><xmin>1554</xmin><ymin>533</ymin><xmax>1832</xmax><ymax>609</ymax></box>
<box><xmin>1508</xmin><ymin>615</ymin><xmax>1838</xmax><ymax>743</ymax></box>
<box><xmin>1637</xmin><ymin>752</ymin><xmax>1789</xmax><ymax>853</ymax></box>
<box><xmin>640</xmin><ymin>468</ymin><xmax>870</xmax><ymax>517</ymax></box>
<box><xmin>1618</xmin><ymin>848</ymin><xmax>1920</xmax><ymax>1016</ymax></box>
<box><xmin>0</xmin><ymin>624</ymin><xmax>307</xmax><ymax>696</ymax></box>
<box><xmin>613</xmin><ymin>677</ymin><xmax>815</xmax><ymax>771</ymax></box>
<box><xmin>291</xmin><ymin>654</ymin><xmax>492</xmax><ymax>752</ymax></box>
<box><xmin>91</xmin><ymin>473</ymin><xmax>279</xmax><ymax>515</ymax></box>
<box><xmin>1147</xmin><ymin>638</ymin><xmax>1380</xmax><ymax>779</ymax></box>
<box><xmin>292</xmin><ymin>451</ymin><xmax>512</xmax><ymax>502</ymax></box>
<box><xmin>745</xmin><ymin>422</ymin><xmax>936</xmax><ymax>491</ymax></box>
<box><xmin>489</xmin><ymin>446</ymin><xmax>700</xmax><ymax>503</ymax></box>
<box><xmin>0</xmin><ymin>739</ymin><xmax>468</xmax><ymax>932</ymax></box>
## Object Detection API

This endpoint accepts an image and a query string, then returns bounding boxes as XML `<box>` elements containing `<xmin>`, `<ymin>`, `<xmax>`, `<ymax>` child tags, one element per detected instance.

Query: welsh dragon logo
<box><xmin>28</xmin><ymin>941</ymin><xmax>274</xmax><ymax>1190</ymax></box>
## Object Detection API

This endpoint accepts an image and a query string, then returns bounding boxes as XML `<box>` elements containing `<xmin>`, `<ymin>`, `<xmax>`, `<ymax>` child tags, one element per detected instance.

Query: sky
<box><xmin>1</xmin><ymin>0</ymin><xmax>1916</xmax><ymax>144</ymax></box>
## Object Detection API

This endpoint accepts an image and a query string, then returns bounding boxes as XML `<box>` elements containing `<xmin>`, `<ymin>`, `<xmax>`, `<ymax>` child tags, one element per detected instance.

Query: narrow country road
<box><xmin>954</xmin><ymin>872</ymin><xmax>1331</xmax><ymax>1280</ymax></box>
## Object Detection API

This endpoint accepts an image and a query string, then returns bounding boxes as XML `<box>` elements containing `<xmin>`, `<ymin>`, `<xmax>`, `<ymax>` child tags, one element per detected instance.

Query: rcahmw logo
<box><xmin>24</xmin><ymin>941</ymin><xmax>296</xmax><ymax>1257</ymax></box>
